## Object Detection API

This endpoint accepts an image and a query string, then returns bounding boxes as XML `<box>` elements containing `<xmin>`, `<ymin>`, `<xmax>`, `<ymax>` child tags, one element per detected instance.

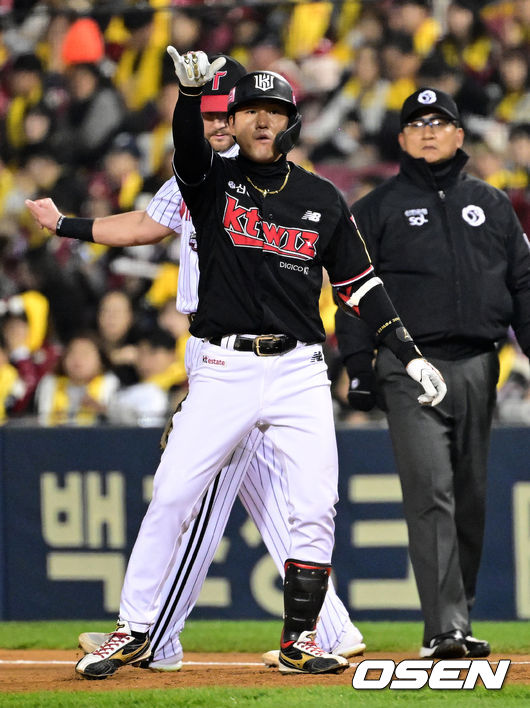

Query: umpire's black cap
<box><xmin>400</xmin><ymin>87</ymin><xmax>460</xmax><ymax>127</ymax></box>
<box><xmin>226</xmin><ymin>71</ymin><xmax>298</xmax><ymax>116</ymax></box>
<box><xmin>201</xmin><ymin>55</ymin><xmax>246</xmax><ymax>113</ymax></box>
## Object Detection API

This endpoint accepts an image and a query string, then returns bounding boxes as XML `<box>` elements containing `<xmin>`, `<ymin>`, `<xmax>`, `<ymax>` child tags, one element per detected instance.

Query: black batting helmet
<box><xmin>227</xmin><ymin>71</ymin><xmax>302</xmax><ymax>154</ymax></box>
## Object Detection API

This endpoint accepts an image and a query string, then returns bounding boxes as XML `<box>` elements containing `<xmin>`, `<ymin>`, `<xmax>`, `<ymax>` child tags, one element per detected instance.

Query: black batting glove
<box><xmin>347</xmin><ymin>371</ymin><xmax>376</xmax><ymax>411</ymax></box>
<box><xmin>344</xmin><ymin>352</ymin><xmax>376</xmax><ymax>411</ymax></box>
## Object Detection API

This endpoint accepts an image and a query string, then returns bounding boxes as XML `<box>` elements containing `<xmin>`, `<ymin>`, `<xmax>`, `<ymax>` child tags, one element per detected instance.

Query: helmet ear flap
<box><xmin>275</xmin><ymin>112</ymin><xmax>302</xmax><ymax>154</ymax></box>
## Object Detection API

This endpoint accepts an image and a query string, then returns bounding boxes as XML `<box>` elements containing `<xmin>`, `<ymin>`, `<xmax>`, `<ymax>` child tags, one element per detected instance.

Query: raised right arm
<box><xmin>171</xmin><ymin>92</ymin><xmax>212</xmax><ymax>185</ymax></box>
<box><xmin>167</xmin><ymin>48</ymin><xmax>226</xmax><ymax>185</ymax></box>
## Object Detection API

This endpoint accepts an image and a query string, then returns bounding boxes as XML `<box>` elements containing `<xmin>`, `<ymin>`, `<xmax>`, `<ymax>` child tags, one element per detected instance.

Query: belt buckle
<box><xmin>252</xmin><ymin>335</ymin><xmax>279</xmax><ymax>356</ymax></box>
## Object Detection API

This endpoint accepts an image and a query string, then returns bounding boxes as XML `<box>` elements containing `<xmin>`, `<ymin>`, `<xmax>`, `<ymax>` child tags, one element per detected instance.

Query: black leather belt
<box><xmin>209</xmin><ymin>334</ymin><xmax>298</xmax><ymax>356</ymax></box>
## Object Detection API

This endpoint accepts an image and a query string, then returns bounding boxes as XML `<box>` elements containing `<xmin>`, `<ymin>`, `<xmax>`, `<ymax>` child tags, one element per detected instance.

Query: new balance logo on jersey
<box><xmin>254</xmin><ymin>73</ymin><xmax>275</xmax><ymax>91</ymax></box>
<box><xmin>310</xmin><ymin>351</ymin><xmax>323</xmax><ymax>362</ymax></box>
<box><xmin>404</xmin><ymin>208</ymin><xmax>428</xmax><ymax>226</ymax></box>
<box><xmin>302</xmin><ymin>210</ymin><xmax>321</xmax><ymax>222</ymax></box>
<box><xmin>223</xmin><ymin>195</ymin><xmax>319</xmax><ymax>261</ymax></box>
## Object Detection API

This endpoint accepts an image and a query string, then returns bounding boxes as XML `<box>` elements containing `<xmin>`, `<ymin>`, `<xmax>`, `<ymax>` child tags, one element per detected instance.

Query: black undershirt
<box><xmin>236</xmin><ymin>153</ymin><xmax>289</xmax><ymax>193</ymax></box>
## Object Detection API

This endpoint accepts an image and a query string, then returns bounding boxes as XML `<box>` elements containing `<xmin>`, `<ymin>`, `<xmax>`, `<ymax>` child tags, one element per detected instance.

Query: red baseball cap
<box><xmin>200</xmin><ymin>55</ymin><xmax>246</xmax><ymax>113</ymax></box>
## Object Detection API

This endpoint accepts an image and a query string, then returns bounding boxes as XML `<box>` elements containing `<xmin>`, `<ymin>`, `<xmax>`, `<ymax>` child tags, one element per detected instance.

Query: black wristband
<box><xmin>355</xmin><ymin>283</ymin><xmax>421</xmax><ymax>366</ymax></box>
<box><xmin>56</xmin><ymin>216</ymin><xmax>94</xmax><ymax>242</ymax></box>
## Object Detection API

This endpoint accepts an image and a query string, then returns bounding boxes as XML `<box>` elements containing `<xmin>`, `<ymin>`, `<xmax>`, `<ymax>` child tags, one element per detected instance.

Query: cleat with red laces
<box><xmin>278</xmin><ymin>630</ymin><xmax>349</xmax><ymax>674</ymax></box>
<box><xmin>75</xmin><ymin>620</ymin><xmax>150</xmax><ymax>679</ymax></box>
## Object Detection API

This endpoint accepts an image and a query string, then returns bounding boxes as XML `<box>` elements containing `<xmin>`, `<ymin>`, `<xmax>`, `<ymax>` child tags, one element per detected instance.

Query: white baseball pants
<box><xmin>120</xmin><ymin>339</ymin><xmax>339</xmax><ymax>629</ymax></box>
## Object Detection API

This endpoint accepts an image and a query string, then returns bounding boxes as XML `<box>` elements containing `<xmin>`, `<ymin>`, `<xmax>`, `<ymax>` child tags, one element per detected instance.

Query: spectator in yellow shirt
<box><xmin>35</xmin><ymin>332</ymin><xmax>119</xmax><ymax>426</ymax></box>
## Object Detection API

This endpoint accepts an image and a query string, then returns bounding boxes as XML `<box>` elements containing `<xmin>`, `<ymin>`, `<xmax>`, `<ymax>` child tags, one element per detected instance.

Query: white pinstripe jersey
<box><xmin>146</xmin><ymin>143</ymin><xmax>239</xmax><ymax>315</ymax></box>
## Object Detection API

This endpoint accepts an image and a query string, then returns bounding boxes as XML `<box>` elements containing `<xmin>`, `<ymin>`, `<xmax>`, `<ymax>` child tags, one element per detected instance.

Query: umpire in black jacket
<box><xmin>336</xmin><ymin>88</ymin><xmax>530</xmax><ymax>659</ymax></box>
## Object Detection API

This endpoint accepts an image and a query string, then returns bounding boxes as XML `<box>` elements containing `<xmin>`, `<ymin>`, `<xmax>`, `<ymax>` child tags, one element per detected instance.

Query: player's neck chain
<box><xmin>246</xmin><ymin>164</ymin><xmax>291</xmax><ymax>197</ymax></box>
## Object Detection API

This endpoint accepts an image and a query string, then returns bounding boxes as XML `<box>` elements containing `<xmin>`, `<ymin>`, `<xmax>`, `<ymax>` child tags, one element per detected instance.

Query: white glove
<box><xmin>166</xmin><ymin>46</ymin><xmax>226</xmax><ymax>88</ymax></box>
<box><xmin>406</xmin><ymin>358</ymin><xmax>447</xmax><ymax>407</ymax></box>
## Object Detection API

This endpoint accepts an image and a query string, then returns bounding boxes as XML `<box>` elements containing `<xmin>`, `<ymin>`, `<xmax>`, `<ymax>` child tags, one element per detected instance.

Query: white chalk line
<box><xmin>0</xmin><ymin>659</ymin><xmax>529</xmax><ymax>668</ymax></box>
<box><xmin>0</xmin><ymin>659</ymin><xmax>263</xmax><ymax>667</ymax></box>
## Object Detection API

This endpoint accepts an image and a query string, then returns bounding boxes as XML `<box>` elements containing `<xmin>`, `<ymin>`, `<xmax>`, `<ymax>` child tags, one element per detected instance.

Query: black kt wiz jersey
<box><xmin>177</xmin><ymin>153</ymin><xmax>373</xmax><ymax>343</ymax></box>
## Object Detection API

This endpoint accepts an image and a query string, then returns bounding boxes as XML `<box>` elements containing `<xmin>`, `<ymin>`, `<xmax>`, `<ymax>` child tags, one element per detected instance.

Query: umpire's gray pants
<box><xmin>375</xmin><ymin>347</ymin><xmax>499</xmax><ymax>644</ymax></box>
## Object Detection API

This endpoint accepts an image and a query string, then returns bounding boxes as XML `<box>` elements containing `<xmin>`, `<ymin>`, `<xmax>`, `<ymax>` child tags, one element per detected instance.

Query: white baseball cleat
<box><xmin>262</xmin><ymin>624</ymin><xmax>365</xmax><ymax>667</ymax></box>
<box><xmin>262</xmin><ymin>649</ymin><xmax>281</xmax><ymax>668</ymax></box>
<box><xmin>262</xmin><ymin>643</ymin><xmax>365</xmax><ymax>668</ymax></box>
<box><xmin>333</xmin><ymin>641</ymin><xmax>366</xmax><ymax>659</ymax></box>
<box><xmin>278</xmin><ymin>630</ymin><xmax>349</xmax><ymax>674</ymax></box>
<box><xmin>145</xmin><ymin>655</ymin><xmax>183</xmax><ymax>672</ymax></box>
<box><xmin>75</xmin><ymin>620</ymin><xmax>150</xmax><ymax>679</ymax></box>
<box><xmin>78</xmin><ymin>632</ymin><xmax>111</xmax><ymax>654</ymax></box>
<box><xmin>333</xmin><ymin>624</ymin><xmax>366</xmax><ymax>659</ymax></box>
<box><xmin>78</xmin><ymin>631</ymin><xmax>183</xmax><ymax>671</ymax></box>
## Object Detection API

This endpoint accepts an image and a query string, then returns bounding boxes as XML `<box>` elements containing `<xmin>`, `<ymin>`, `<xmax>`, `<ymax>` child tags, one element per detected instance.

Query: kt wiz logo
<box><xmin>223</xmin><ymin>195</ymin><xmax>319</xmax><ymax>261</ymax></box>
<box><xmin>254</xmin><ymin>73</ymin><xmax>275</xmax><ymax>91</ymax></box>
<box><xmin>351</xmin><ymin>659</ymin><xmax>510</xmax><ymax>690</ymax></box>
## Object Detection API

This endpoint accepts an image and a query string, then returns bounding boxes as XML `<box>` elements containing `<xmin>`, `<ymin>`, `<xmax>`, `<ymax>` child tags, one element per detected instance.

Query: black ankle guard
<box><xmin>282</xmin><ymin>559</ymin><xmax>331</xmax><ymax>642</ymax></box>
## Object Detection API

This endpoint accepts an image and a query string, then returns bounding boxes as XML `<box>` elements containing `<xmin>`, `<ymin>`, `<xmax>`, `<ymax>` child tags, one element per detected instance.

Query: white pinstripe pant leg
<box><xmin>148</xmin><ymin>429</ymin><xmax>262</xmax><ymax>660</ymax></box>
<box><xmin>239</xmin><ymin>434</ymin><xmax>355</xmax><ymax>653</ymax></box>
<box><xmin>119</xmin><ymin>341</ymin><xmax>264</xmax><ymax>629</ymax></box>
<box><xmin>260</xmin><ymin>344</ymin><xmax>338</xmax><ymax>564</ymax></box>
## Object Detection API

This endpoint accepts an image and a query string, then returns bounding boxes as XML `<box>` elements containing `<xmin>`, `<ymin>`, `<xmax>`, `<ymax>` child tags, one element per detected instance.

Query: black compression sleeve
<box><xmin>172</xmin><ymin>92</ymin><xmax>212</xmax><ymax>184</ymax></box>
<box><xmin>56</xmin><ymin>216</ymin><xmax>94</xmax><ymax>241</ymax></box>
<box><xmin>335</xmin><ymin>308</ymin><xmax>375</xmax><ymax>375</ymax></box>
<box><xmin>357</xmin><ymin>284</ymin><xmax>421</xmax><ymax>366</ymax></box>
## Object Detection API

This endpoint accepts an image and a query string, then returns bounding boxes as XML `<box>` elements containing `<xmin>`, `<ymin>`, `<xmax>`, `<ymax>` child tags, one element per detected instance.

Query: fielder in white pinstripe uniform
<box><xmin>26</xmin><ymin>56</ymin><xmax>365</xmax><ymax>672</ymax></box>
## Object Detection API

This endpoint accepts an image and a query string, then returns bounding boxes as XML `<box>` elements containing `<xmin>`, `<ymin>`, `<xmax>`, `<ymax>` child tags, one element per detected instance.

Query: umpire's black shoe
<box><xmin>420</xmin><ymin>629</ymin><xmax>467</xmax><ymax>659</ymax></box>
<box><xmin>75</xmin><ymin>620</ymin><xmax>150</xmax><ymax>679</ymax></box>
<box><xmin>465</xmin><ymin>635</ymin><xmax>491</xmax><ymax>657</ymax></box>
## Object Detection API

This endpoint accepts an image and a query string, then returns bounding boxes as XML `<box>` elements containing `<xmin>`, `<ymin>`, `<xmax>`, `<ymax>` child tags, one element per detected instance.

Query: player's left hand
<box><xmin>166</xmin><ymin>47</ymin><xmax>226</xmax><ymax>89</ymax></box>
<box><xmin>406</xmin><ymin>358</ymin><xmax>447</xmax><ymax>406</ymax></box>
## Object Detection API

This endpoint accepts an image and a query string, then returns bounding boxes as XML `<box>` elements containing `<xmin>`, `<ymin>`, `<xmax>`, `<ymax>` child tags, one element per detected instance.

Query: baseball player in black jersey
<box><xmin>76</xmin><ymin>51</ymin><xmax>446</xmax><ymax>679</ymax></box>
<box><xmin>28</xmin><ymin>54</ymin><xmax>365</xmax><ymax>670</ymax></box>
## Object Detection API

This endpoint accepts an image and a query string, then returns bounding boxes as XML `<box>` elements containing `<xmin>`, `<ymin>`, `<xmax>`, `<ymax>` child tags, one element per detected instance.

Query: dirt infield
<box><xmin>0</xmin><ymin>650</ymin><xmax>528</xmax><ymax>692</ymax></box>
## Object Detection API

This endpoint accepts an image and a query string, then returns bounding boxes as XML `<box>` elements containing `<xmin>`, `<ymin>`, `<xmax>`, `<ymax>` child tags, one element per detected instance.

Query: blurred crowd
<box><xmin>0</xmin><ymin>0</ymin><xmax>528</xmax><ymax>427</ymax></box>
